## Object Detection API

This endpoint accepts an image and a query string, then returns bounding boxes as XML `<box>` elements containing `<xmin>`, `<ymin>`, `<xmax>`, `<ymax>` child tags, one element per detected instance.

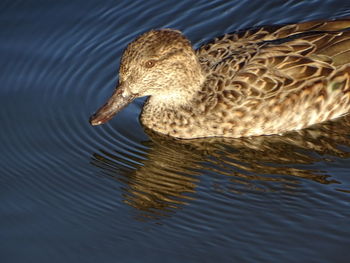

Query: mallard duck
<box><xmin>90</xmin><ymin>19</ymin><xmax>350</xmax><ymax>139</ymax></box>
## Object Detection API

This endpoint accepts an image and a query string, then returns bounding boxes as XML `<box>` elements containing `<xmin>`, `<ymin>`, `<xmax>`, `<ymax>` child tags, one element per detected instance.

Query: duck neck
<box><xmin>148</xmin><ymin>58</ymin><xmax>206</xmax><ymax>109</ymax></box>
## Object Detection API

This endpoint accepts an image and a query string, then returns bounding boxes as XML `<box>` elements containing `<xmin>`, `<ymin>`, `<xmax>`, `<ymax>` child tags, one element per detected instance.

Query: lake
<box><xmin>1</xmin><ymin>0</ymin><xmax>350</xmax><ymax>262</ymax></box>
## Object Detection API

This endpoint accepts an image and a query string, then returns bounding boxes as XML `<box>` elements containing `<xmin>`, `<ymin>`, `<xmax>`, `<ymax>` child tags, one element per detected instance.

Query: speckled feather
<box><xmin>91</xmin><ymin>19</ymin><xmax>350</xmax><ymax>139</ymax></box>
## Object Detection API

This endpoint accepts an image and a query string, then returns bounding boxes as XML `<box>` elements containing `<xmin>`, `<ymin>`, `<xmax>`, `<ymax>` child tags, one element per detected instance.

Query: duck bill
<box><xmin>89</xmin><ymin>84</ymin><xmax>136</xmax><ymax>126</ymax></box>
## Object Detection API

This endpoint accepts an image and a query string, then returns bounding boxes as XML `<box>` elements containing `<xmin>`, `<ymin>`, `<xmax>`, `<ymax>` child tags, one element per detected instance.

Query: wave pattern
<box><xmin>1</xmin><ymin>0</ymin><xmax>350</xmax><ymax>262</ymax></box>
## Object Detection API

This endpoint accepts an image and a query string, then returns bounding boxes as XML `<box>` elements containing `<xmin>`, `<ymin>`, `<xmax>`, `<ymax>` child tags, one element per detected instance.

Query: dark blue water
<box><xmin>2</xmin><ymin>1</ymin><xmax>350</xmax><ymax>262</ymax></box>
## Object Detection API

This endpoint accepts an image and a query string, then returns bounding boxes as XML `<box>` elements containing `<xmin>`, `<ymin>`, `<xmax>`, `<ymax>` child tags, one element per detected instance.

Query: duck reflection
<box><xmin>91</xmin><ymin>115</ymin><xmax>350</xmax><ymax>219</ymax></box>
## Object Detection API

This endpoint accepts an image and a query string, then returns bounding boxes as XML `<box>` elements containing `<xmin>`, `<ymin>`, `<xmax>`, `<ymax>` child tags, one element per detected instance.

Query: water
<box><xmin>2</xmin><ymin>0</ymin><xmax>350</xmax><ymax>262</ymax></box>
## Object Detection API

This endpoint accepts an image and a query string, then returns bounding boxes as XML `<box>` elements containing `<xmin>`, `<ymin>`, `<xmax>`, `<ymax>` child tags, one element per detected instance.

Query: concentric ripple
<box><xmin>2</xmin><ymin>0</ymin><xmax>350</xmax><ymax>262</ymax></box>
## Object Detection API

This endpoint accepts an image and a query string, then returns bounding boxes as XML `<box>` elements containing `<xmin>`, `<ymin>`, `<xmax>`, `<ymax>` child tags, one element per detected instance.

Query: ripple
<box><xmin>0</xmin><ymin>0</ymin><xmax>157</xmax><ymax>226</ymax></box>
<box><xmin>2</xmin><ymin>1</ymin><xmax>350</xmax><ymax>262</ymax></box>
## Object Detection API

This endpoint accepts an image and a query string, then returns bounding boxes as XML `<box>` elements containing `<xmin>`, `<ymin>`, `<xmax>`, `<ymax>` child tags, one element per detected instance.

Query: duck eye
<box><xmin>145</xmin><ymin>60</ymin><xmax>156</xmax><ymax>68</ymax></box>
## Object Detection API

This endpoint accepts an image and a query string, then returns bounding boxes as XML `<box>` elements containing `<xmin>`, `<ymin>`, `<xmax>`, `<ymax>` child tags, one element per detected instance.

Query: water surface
<box><xmin>2</xmin><ymin>0</ymin><xmax>350</xmax><ymax>262</ymax></box>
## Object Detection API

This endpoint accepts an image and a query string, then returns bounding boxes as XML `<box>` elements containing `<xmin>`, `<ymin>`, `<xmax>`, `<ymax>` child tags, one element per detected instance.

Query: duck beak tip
<box><xmin>89</xmin><ymin>84</ymin><xmax>136</xmax><ymax>127</ymax></box>
<box><xmin>89</xmin><ymin>116</ymin><xmax>102</xmax><ymax>126</ymax></box>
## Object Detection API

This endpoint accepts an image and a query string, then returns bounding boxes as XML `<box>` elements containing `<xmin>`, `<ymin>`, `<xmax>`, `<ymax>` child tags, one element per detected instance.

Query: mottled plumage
<box><xmin>90</xmin><ymin>19</ymin><xmax>350</xmax><ymax>139</ymax></box>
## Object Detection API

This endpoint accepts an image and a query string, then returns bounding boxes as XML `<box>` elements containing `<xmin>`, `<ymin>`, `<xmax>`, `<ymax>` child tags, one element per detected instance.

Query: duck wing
<box><xmin>195</xmin><ymin>19</ymin><xmax>350</xmax><ymax>136</ymax></box>
<box><xmin>197</xmin><ymin>18</ymin><xmax>350</xmax><ymax>68</ymax></box>
<box><xmin>198</xmin><ymin>19</ymin><xmax>350</xmax><ymax>102</ymax></box>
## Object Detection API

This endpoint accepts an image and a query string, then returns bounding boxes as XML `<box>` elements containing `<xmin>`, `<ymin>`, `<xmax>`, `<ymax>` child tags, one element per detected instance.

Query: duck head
<box><xmin>89</xmin><ymin>29</ymin><xmax>204</xmax><ymax>126</ymax></box>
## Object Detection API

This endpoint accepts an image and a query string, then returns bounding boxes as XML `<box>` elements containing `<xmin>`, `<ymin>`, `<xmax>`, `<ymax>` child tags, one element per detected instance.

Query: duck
<box><xmin>90</xmin><ymin>18</ymin><xmax>350</xmax><ymax>139</ymax></box>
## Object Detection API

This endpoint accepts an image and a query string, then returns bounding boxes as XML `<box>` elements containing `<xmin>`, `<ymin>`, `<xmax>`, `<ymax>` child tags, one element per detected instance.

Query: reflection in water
<box><xmin>91</xmin><ymin>141</ymin><xmax>202</xmax><ymax>220</ymax></box>
<box><xmin>91</xmin><ymin>115</ymin><xmax>350</xmax><ymax>219</ymax></box>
